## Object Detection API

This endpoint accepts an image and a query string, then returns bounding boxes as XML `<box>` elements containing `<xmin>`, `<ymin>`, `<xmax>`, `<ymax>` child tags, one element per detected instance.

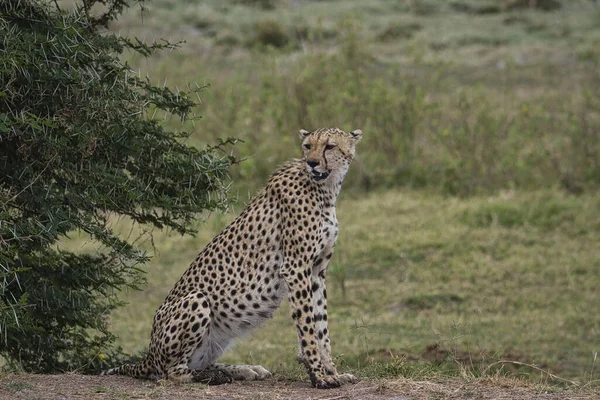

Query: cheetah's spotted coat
<box><xmin>103</xmin><ymin>127</ymin><xmax>363</xmax><ymax>388</ymax></box>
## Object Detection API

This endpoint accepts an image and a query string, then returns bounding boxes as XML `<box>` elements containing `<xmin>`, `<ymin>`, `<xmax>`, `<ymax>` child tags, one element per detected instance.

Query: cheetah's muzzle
<box><xmin>311</xmin><ymin>170</ymin><xmax>330</xmax><ymax>181</ymax></box>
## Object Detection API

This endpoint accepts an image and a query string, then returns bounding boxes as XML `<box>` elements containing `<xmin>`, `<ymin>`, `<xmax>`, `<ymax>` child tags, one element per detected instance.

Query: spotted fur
<box><xmin>102</xmin><ymin>127</ymin><xmax>363</xmax><ymax>388</ymax></box>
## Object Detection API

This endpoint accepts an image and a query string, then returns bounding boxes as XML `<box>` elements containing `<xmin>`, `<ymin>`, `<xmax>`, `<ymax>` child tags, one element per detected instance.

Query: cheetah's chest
<box><xmin>319</xmin><ymin>206</ymin><xmax>338</xmax><ymax>252</ymax></box>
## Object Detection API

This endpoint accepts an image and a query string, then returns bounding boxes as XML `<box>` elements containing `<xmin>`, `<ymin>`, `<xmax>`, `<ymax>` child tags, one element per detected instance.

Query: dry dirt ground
<box><xmin>0</xmin><ymin>373</ymin><xmax>597</xmax><ymax>400</ymax></box>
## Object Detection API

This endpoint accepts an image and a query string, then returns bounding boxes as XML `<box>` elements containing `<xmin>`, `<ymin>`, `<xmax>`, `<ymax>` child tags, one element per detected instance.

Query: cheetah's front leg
<box><xmin>312</xmin><ymin>258</ymin><xmax>357</xmax><ymax>385</ymax></box>
<box><xmin>282</xmin><ymin>266</ymin><xmax>337</xmax><ymax>388</ymax></box>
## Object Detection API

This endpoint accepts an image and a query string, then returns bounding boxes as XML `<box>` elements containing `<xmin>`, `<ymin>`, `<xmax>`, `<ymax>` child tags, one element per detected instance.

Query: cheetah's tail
<box><xmin>101</xmin><ymin>355</ymin><xmax>156</xmax><ymax>380</ymax></box>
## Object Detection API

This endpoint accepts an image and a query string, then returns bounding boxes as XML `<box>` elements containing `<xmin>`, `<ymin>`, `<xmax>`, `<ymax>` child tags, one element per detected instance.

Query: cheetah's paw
<box><xmin>336</xmin><ymin>373</ymin><xmax>358</xmax><ymax>384</ymax></box>
<box><xmin>247</xmin><ymin>365</ymin><xmax>272</xmax><ymax>380</ymax></box>
<box><xmin>313</xmin><ymin>373</ymin><xmax>357</xmax><ymax>389</ymax></box>
<box><xmin>229</xmin><ymin>365</ymin><xmax>272</xmax><ymax>381</ymax></box>
<box><xmin>314</xmin><ymin>375</ymin><xmax>342</xmax><ymax>389</ymax></box>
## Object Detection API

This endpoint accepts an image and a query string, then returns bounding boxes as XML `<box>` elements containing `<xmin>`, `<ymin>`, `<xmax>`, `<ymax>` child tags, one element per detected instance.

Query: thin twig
<box><xmin>0</xmin><ymin>234</ymin><xmax>40</xmax><ymax>245</ymax></box>
<box><xmin>580</xmin><ymin>379</ymin><xmax>600</xmax><ymax>390</ymax></box>
<box><xmin>483</xmin><ymin>360</ymin><xmax>579</xmax><ymax>386</ymax></box>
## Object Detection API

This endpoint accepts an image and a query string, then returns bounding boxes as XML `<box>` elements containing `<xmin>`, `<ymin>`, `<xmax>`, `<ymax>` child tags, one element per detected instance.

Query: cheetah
<box><xmin>103</xmin><ymin>127</ymin><xmax>363</xmax><ymax>388</ymax></box>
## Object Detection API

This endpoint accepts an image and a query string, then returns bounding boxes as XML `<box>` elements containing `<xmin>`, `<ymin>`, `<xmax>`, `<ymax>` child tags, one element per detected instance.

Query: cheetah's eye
<box><xmin>303</xmin><ymin>144</ymin><xmax>311</xmax><ymax>150</ymax></box>
<box><xmin>325</xmin><ymin>144</ymin><xmax>336</xmax><ymax>150</ymax></box>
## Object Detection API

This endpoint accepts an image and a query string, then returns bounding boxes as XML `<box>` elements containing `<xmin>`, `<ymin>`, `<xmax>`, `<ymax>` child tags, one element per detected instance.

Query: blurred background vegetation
<box><xmin>101</xmin><ymin>0</ymin><xmax>600</xmax><ymax>196</ymax></box>
<box><xmin>59</xmin><ymin>0</ymin><xmax>599</xmax><ymax>386</ymax></box>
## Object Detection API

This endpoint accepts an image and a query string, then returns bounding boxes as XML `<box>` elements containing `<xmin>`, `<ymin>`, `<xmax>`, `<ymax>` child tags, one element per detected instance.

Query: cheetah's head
<box><xmin>299</xmin><ymin>127</ymin><xmax>362</xmax><ymax>184</ymax></box>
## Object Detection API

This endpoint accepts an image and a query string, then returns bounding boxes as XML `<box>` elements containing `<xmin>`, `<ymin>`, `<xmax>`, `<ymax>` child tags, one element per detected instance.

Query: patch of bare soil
<box><xmin>0</xmin><ymin>373</ymin><xmax>596</xmax><ymax>400</ymax></box>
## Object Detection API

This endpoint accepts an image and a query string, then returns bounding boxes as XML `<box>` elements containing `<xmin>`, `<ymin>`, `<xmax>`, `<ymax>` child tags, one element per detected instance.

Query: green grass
<box><xmin>109</xmin><ymin>0</ymin><xmax>600</xmax><ymax>62</ymax></box>
<box><xmin>92</xmin><ymin>386</ymin><xmax>107</xmax><ymax>393</ymax></box>
<box><xmin>4</xmin><ymin>381</ymin><xmax>33</xmax><ymax>392</ymax></box>
<box><xmin>99</xmin><ymin>0</ymin><xmax>600</xmax><ymax>195</ymax></box>
<box><xmin>97</xmin><ymin>189</ymin><xmax>600</xmax><ymax>384</ymax></box>
<box><xmin>49</xmin><ymin>0</ymin><xmax>600</xmax><ymax>387</ymax></box>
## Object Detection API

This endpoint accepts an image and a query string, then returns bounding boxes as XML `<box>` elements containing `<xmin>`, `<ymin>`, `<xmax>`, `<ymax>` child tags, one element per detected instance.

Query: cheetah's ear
<box><xmin>349</xmin><ymin>129</ymin><xmax>363</xmax><ymax>143</ymax></box>
<box><xmin>298</xmin><ymin>129</ymin><xmax>311</xmax><ymax>139</ymax></box>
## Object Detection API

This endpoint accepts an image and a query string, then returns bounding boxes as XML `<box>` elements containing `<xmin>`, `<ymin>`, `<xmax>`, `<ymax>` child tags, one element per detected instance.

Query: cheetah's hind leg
<box><xmin>160</xmin><ymin>293</ymin><xmax>233</xmax><ymax>385</ymax></box>
<box><xmin>207</xmin><ymin>363</ymin><xmax>272</xmax><ymax>381</ymax></box>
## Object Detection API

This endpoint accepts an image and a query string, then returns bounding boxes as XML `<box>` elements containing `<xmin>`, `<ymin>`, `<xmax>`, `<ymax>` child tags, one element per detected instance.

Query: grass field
<box><xmin>104</xmin><ymin>0</ymin><xmax>600</xmax><ymax>195</ymax></box>
<box><xmin>87</xmin><ymin>188</ymin><xmax>600</xmax><ymax>386</ymax></box>
<box><xmin>50</xmin><ymin>0</ymin><xmax>600</xmax><ymax>390</ymax></box>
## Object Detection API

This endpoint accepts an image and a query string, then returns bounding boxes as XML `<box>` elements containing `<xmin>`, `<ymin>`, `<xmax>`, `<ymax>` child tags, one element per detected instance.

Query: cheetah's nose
<box><xmin>307</xmin><ymin>160</ymin><xmax>319</xmax><ymax>168</ymax></box>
